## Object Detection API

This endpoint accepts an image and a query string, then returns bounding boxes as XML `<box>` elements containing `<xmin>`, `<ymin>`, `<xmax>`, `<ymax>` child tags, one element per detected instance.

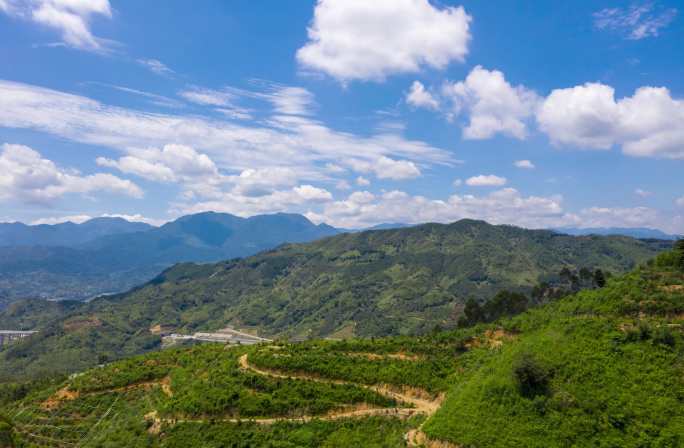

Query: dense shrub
<box><xmin>513</xmin><ymin>353</ymin><xmax>552</xmax><ymax>398</ymax></box>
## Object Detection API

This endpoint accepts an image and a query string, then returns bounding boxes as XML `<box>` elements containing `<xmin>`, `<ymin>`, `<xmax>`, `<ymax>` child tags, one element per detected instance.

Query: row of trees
<box><xmin>459</xmin><ymin>267</ymin><xmax>609</xmax><ymax>328</ymax></box>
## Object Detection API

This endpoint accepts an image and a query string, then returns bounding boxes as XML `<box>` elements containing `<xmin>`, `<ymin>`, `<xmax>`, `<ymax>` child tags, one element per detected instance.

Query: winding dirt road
<box><xmin>145</xmin><ymin>353</ymin><xmax>451</xmax><ymax>446</ymax></box>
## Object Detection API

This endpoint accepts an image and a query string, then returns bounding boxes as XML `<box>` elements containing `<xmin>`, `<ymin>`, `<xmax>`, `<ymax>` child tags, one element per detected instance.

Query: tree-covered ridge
<box><xmin>1</xmin><ymin>243</ymin><xmax>683</xmax><ymax>447</ymax></box>
<box><xmin>0</xmin><ymin>220</ymin><xmax>667</xmax><ymax>381</ymax></box>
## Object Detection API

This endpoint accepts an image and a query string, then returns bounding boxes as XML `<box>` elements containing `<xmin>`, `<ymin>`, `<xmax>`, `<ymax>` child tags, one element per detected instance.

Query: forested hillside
<box><xmin>1</xmin><ymin>243</ymin><xmax>682</xmax><ymax>447</ymax></box>
<box><xmin>0</xmin><ymin>219</ymin><xmax>669</xmax><ymax>380</ymax></box>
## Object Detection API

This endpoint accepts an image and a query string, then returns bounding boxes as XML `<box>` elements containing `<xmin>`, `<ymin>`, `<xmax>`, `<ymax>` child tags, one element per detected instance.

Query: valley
<box><xmin>0</xmin><ymin>219</ymin><xmax>669</xmax><ymax>381</ymax></box>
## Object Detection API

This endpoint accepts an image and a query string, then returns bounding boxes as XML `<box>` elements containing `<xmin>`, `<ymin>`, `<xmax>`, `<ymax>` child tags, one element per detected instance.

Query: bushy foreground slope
<box><xmin>0</xmin><ymin>220</ymin><xmax>668</xmax><ymax>380</ymax></box>
<box><xmin>1</xmin><ymin>245</ymin><xmax>682</xmax><ymax>447</ymax></box>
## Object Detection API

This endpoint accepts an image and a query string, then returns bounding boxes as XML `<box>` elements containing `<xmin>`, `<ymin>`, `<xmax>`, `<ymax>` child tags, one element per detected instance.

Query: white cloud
<box><xmin>178</xmin><ymin>86</ymin><xmax>253</xmax><ymax>120</ymax></box>
<box><xmin>87</xmin><ymin>82</ymin><xmax>183</xmax><ymax>109</ymax></box>
<box><xmin>465</xmin><ymin>174</ymin><xmax>507</xmax><ymax>187</ymax></box>
<box><xmin>267</xmin><ymin>86</ymin><xmax>315</xmax><ymax>116</ymax></box>
<box><xmin>453</xmin><ymin>178</ymin><xmax>462</xmax><ymax>187</ymax></box>
<box><xmin>1</xmin><ymin>0</ymin><xmax>112</xmax><ymax>51</ymax></box>
<box><xmin>676</xmin><ymin>196</ymin><xmax>684</xmax><ymax>207</ymax></box>
<box><xmin>443</xmin><ymin>66</ymin><xmax>539</xmax><ymax>140</ymax></box>
<box><xmin>346</xmin><ymin>156</ymin><xmax>421</xmax><ymax>180</ymax></box>
<box><xmin>335</xmin><ymin>179</ymin><xmax>351</xmax><ymax>190</ymax></box>
<box><xmin>514</xmin><ymin>160</ymin><xmax>535</xmax><ymax>169</ymax></box>
<box><xmin>296</xmin><ymin>0</ymin><xmax>471</xmax><ymax>82</ymax></box>
<box><xmin>375</xmin><ymin>156</ymin><xmax>421</xmax><ymax>179</ymax></box>
<box><xmin>537</xmin><ymin>83</ymin><xmax>684</xmax><ymax>158</ymax></box>
<box><xmin>0</xmin><ymin>143</ymin><xmax>142</xmax><ymax>203</ymax></box>
<box><xmin>406</xmin><ymin>81</ymin><xmax>439</xmax><ymax>110</ymax></box>
<box><xmin>576</xmin><ymin>206</ymin><xmax>662</xmax><ymax>229</ymax></box>
<box><xmin>635</xmin><ymin>188</ymin><xmax>652</xmax><ymax>198</ymax></box>
<box><xmin>307</xmin><ymin>187</ymin><xmax>566</xmax><ymax>229</ymax></box>
<box><xmin>594</xmin><ymin>3</ymin><xmax>677</xmax><ymax>40</ymax></box>
<box><xmin>0</xmin><ymin>80</ymin><xmax>453</xmax><ymax>181</ymax></box>
<box><xmin>356</xmin><ymin>176</ymin><xmax>370</xmax><ymax>186</ymax></box>
<box><xmin>96</xmin><ymin>144</ymin><xmax>219</xmax><ymax>183</ymax></box>
<box><xmin>179</xmin><ymin>83</ymin><xmax>315</xmax><ymax>118</ymax></box>
<box><xmin>228</xmin><ymin>167</ymin><xmax>299</xmax><ymax>197</ymax></box>
<box><xmin>137</xmin><ymin>58</ymin><xmax>174</xmax><ymax>76</ymax></box>
<box><xmin>171</xmin><ymin>184</ymin><xmax>333</xmax><ymax>218</ymax></box>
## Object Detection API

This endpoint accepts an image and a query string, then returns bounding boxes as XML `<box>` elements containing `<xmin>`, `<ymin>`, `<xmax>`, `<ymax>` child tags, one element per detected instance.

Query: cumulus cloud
<box><xmin>228</xmin><ymin>167</ymin><xmax>299</xmax><ymax>197</ymax></box>
<box><xmin>1</xmin><ymin>0</ymin><xmax>113</xmax><ymax>51</ymax></box>
<box><xmin>346</xmin><ymin>156</ymin><xmax>421</xmax><ymax>180</ymax></box>
<box><xmin>356</xmin><ymin>176</ymin><xmax>370</xmax><ymax>186</ymax></box>
<box><xmin>0</xmin><ymin>143</ymin><xmax>142</xmax><ymax>203</ymax></box>
<box><xmin>453</xmin><ymin>178</ymin><xmax>462</xmax><ymax>187</ymax></box>
<box><xmin>296</xmin><ymin>0</ymin><xmax>471</xmax><ymax>82</ymax></box>
<box><xmin>172</xmin><ymin>184</ymin><xmax>333</xmax><ymax>218</ymax></box>
<box><xmin>635</xmin><ymin>188</ymin><xmax>652</xmax><ymax>198</ymax></box>
<box><xmin>537</xmin><ymin>83</ymin><xmax>684</xmax><ymax>158</ymax></box>
<box><xmin>465</xmin><ymin>174</ymin><xmax>507</xmax><ymax>187</ymax></box>
<box><xmin>96</xmin><ymin>144</ymin><xmax>219</xmax><ymax>183</ymax></box>
<box><xmin>676</xmin><ymin>196</ymin><xmax>684</xmax><ymax>207</ymax></box>
<box><xmin>594</xmin><ymin>3</ymin><xmax>677</xmax><ymax>40</ymax></box>
<box><xmin>514</xmin><ymin>160</ymin><xmax>535</xmax><ymax>169</ymax></box>
<box><xmin>306</xmin><ymin>187</ymin><xmax>566</xmax><ymax>229</ymax></box>
<box><xmin>406</xmin><ymin>81</ymin><xmax>439</xmax><ymax>110</ymax></box>
<box><xmin>443</xmin><ymin>66</ymin><xmax>539</xmax><ymax>140</ymax></box>
<box><xmin>575</xmin><ymin>206</ymin><xmax>662</xmax><ymax>229</ymax></box>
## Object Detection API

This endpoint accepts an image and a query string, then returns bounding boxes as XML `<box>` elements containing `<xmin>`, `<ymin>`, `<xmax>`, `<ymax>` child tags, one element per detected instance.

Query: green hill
<box><xmin>1</xmin><ymin>243</ymin><xmax>682</xmax><ymax>447</ymax></box>
<box><xmin>0</xmin><ymin>219</ymin><xmax>669</xmax><ymax>380</ymax></box>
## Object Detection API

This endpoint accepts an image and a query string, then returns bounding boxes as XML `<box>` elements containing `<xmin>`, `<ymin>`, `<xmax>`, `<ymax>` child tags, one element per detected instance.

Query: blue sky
<box><xmin>0</xmin><ymin>0</ymin><xmax>683</xmax><ymax>232</ymax></box>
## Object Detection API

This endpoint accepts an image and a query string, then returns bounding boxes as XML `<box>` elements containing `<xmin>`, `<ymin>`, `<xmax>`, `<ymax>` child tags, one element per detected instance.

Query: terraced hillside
<box><xmin>2</xmin><ymin>244</ymin><xmax>682</xmax><ymax>447</ymax></box>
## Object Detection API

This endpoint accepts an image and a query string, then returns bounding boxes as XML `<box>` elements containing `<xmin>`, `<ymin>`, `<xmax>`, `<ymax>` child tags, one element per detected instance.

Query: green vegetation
<box><xmin>423</xmin><ymin>245</ymin><xmax>684</xmax><ymax>447</ymax></box>
<box><xmin>0</xmin><ymin>220</ymin><xmax>668</xmax><ymax>381</ymax></box>
<box><xmin>1</xmin><ymin>243</ymin><xmax>682</xmax><ymax>446</ymax></box>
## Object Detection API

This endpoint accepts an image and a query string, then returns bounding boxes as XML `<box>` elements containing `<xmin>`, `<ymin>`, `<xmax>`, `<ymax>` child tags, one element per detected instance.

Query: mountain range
<box><xmin>0</xmin><ymin>219</ymin><xmax>670</xmax><ymax>379</ymax></box>
<box><xmin>554</xmin><ymin>226</ymin><xmax>682</xmax><ymax>240</ymax></box>
<box><xmin>0</xmin><ymin>217</ymin><xmax>153</xmax><ymax>247</ymax></box>
<box><xmin>0</xmin><ymin>212</ymin><xmax>339</xmax><ymax>303</ymax></box>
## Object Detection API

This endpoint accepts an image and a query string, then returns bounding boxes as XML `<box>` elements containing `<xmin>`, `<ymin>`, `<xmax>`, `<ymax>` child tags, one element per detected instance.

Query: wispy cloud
<box><xmin>86</xmin><ymin>82</ymin><xmax>184</xmax><ymax>108</ymax></box>
<box><xmin>137</xmin><ymin>58</ymin><xmax>175</xmax><ymax>77</ymax></box>
<box><xmin>594</xmin><ymin>2</ymin><xmax>677</xmax><ymax>40</ymax></box>
<box><xmin>0</xmin><ymin>0</ymin><xmax>114</xmax><ymax>52</ymax></box>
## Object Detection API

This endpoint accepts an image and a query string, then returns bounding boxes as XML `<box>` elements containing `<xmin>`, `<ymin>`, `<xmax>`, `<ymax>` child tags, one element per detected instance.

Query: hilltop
<box><xmin>1</xmin><ymin>242</ymin><xmax>682</xmax><ymax>447</ymax></box>
<box><xmin>0</xmin><ymin>219</ymin><xmax>669</xmax><ymax>380</ymax></box>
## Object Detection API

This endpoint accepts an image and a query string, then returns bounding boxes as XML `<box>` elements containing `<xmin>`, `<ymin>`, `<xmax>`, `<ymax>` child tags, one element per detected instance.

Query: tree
<box><xmin>594</xmin><ymin>269</ymin><xmax>606</xmax><ymax>288</ymax></box>
<box><xmin>579</xmin><ymin>267</ymin><xmax>592</xmax><ymax>282</ymax></box>
<box><xmin>676</xmin><ymin>239</ymin><xmax>684</xmax><ymax>270</ymax></box>
<box><xmin>513</xmin><ymin>353</ymin><xmax>551</xmax><ymax>398</ymax></box>
<box><xmin>484</xmin><ymin>291</ymin><xmax>528</xmax><ymax>321</ymax></box>
<box><xmin>459</xmin><ymin>298</ymin><xmax>484</xmax><ymax>327</ymax></box>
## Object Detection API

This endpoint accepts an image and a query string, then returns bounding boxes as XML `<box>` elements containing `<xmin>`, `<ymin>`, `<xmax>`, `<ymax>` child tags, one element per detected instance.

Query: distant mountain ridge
<box><xmin>0</xmin><ymin>217</ymin><xmax>153</xmax><ymax>247</ymax></box>
<box><xmin>555</xmin><ymin>226</ymin><xmax>682</xmax><ymax>240</ymax></box>
<box><xmin>0</xmin><ymin>212</ymin><xmax>340</xmax><ymax>302</ymax></box>
<box><xmin>0</xmin><ymin>219</ymin><xmax>670</xmax><ymax>379</ymax></box>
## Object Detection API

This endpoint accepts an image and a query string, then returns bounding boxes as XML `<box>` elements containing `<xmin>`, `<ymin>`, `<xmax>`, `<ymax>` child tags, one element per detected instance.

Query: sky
<box><xmin>0</xmin><ymin>0</ymin><xmax>683</xmax><ymax>232</ymax></box>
